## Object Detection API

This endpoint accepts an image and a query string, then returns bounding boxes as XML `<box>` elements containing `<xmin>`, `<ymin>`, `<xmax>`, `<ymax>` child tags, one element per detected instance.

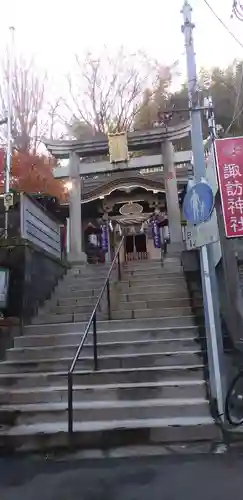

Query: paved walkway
<box><xmin>0</xmin><ymin>453</ymin><xmax>243</xmax><ymax>499</ymax></box>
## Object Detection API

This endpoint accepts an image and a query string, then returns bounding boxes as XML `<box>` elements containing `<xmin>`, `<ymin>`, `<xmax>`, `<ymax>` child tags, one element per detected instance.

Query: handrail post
<box><xmin>106</xmin><ymin>280</ymin><xmax>111</xmax><ymax>320</ymax></box>
<box><xmin>93</xmin><ymin>312</ymin><xmax>98</xmax><ymax>371</ymax></box>
<box><xmin>66</xmin><ymin>237</ymin><xmax>124</xmax><ymax>435</ymax></box>
<box><xmin>117</xmin><ymin>249</ymin><xmax>121</xmax><ymax>281</ymax></box>
<box><xmin>68</xmin><ymin>371</ymin><xmax>73</xmax><ymax>435</ymax></box>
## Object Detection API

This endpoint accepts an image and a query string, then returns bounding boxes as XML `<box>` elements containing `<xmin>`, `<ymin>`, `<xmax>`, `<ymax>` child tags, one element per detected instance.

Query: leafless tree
<box><xmin>65</xmin><ymin>47</ymin><xmax>173</xmax><ymax>137</ymax></box>
<box><xmin>47</xmin><ymin>97</ymin><xmax>66</xmax><ymax>141</ymax></box>
<box><xmin>0</xmin><ymin>55</ymin><xmax>63</xmax><ymax>153</ymax></box>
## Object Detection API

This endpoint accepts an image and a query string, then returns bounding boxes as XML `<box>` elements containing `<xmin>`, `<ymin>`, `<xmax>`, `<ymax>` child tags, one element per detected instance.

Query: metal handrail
<box><xmin>67</xmin><ymin>236</ymin><xmax>124</xmax><ymax>435</ymax></box>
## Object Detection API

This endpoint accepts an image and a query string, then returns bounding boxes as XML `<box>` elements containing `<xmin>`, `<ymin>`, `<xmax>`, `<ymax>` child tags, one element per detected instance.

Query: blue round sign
<box><xmin>183</xmin><ymin>182</ymin><xmax>214</xmax><ymax>225</ymax></box>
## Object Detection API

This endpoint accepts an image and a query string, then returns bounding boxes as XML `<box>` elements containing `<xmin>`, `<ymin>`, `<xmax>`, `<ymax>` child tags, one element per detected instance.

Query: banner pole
<box><xmin>5</xmin><ymin>26</ymin><xmax>15</xmax><ymax>239</ymax></box>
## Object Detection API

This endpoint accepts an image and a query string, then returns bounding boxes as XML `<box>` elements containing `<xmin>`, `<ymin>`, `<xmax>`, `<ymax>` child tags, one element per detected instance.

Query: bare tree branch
<box><xmin>65</xmin><ymin>47</ymin><xmax>172</xmax><ymax>137</ymax></box>
<box><xmin>0</xmin><ymin>54</ymin><xmax>64</xmax><ymax>152</ymax></box>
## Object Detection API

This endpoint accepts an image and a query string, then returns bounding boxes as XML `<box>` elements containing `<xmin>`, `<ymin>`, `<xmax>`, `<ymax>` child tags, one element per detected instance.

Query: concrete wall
<box><xmin>0</xmin><ymin>239</ymin><xmax>67</xmax><ymax>323</ymax></box>
<box><xmin>20</xmin><ymin>194</ymin><xmax>61</xmax><ymax>259</ymax></box>
<box><xmin>0</xmin><ymin>239</ymin><xmax>67</xmax><ymax>359</ymax></box>
<box><xmin>182</xmin><ymin>194</ymin><xmax>243</xmax><ymax>355</ymax></box>
<box><xmin>215</xmin><ymin>195</ymin><xmax>243</xmax><ymax>350</ymax></box>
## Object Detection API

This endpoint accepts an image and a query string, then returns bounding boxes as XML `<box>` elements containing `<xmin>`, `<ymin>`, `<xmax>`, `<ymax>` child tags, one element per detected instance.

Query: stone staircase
<box><xmin>0</xmin><ymin>257</ymin><xmax>220</xmax><ymax>452</ymax></box>
<box><xmin>32</xmin><ymin>263</ymin><xmax>115</xmax><ymax>325</ymax></box>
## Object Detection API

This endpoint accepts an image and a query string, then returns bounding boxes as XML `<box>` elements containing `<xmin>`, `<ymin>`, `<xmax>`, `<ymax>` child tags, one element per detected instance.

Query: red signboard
<box><xmin>215</xmin><ymin>137</ymin><xmax>243</xmax><ymax>238</ymax></box>
<box><xmin>0</xmin><ymin>149</ymin><xmax>5</xmax><ymax>172</ymax></box>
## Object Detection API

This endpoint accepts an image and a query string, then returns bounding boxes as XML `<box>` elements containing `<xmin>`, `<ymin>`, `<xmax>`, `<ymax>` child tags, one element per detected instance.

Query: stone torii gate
<box><xmin>45</xmin><ymin>121</ymin><xmax>192</xmax><ymax>261</ymax></box>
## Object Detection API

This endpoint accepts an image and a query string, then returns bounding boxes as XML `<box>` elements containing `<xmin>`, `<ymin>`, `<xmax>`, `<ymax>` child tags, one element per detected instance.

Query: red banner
<box><xmin>215</xmin><ymin>137</ymin><xmax>243</xmax><ymax>238</ymax></box>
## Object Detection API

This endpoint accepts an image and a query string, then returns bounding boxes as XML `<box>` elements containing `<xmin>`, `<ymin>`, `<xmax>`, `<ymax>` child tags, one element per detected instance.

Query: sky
<box><xmin>0</xmin><ymin>0</ymin><xmax>242</xmax><ymax>66</ymax></box>
<box><xmin>0</xmin><ymin>0</ymin><xmax>242</xmax><ymax>101</ymax></box>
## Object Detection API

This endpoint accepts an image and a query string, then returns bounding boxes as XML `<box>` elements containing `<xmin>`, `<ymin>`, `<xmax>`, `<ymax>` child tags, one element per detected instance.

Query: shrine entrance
<box><xmin>114</xmin><ymin>201</ymin><xmax>149</xmax><ymax>262</ymax></box>
<box><xmin>124</xmin><ymin>231</ymin><xmax>148</xmax><ymax>262</ymax></box>
<box><xmin>45</xmin><ymin>122</ymin><xmax>192</xmax><ymax>262</ymax></box>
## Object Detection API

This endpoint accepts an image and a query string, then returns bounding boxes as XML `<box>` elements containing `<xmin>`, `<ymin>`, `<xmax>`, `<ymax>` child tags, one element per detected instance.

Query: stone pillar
<box><xmin>68</xmin><ymin>152</ymin><xmax>86</xmax><ymax>263</ymax></box>
<box><xmin>162</xmin><ymin>140</ymin><xmax>182</xmax><ymax>252</ymax></box>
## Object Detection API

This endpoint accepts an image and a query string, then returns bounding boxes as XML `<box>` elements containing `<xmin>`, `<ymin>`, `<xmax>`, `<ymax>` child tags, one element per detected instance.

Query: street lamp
<box><xmin>232</xmin><ymin>1</ymin><xmax>243</xmax><ymax>21</ymax></box>
<box><xmin>64</xmin><ymin>181</ymin><xmax>73</xmax><ymax>192</ymax></box>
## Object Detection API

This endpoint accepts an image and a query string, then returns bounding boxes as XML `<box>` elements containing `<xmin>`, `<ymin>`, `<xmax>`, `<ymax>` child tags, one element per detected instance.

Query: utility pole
<box><xmin>204</xmin><ymin>96</ymin><xmax>219</xmax><ymax>169</ymax></box>
<box><xmin>5</xmin><ymin>26</ymin><xmax>15</xmax><ymax>239</ymax></box>
<box><xmin>181</xmin><ymin>1</ymin><xmax>225</xmax><ymax>419</ymax></box>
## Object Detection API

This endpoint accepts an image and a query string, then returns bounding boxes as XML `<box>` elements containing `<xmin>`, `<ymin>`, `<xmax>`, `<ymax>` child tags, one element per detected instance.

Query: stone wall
<box><xmin>0</xmin><ymin>239</ymin><xmax>67</xmax><ymax>325</ymax></box>
<box><xmin>0</xmin><ymin>239</ymin><xmax>67</xmax><ymax>358</ymax></box>
<box><xmin>215</xmin><ymin>195</ymin><xmax>243</xmax><ymax>350</ymax></box>
<box><xmin>181</xmin><ymin>249</ymin><xmax>232</xmax><ymax>419</ymax></box>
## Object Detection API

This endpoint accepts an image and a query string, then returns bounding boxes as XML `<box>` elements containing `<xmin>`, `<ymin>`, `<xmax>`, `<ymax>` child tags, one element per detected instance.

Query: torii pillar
<box><xmin>68</xmin><ymin>152</ymin><xmax>86</xmax><ymax>262</ymax></box>
<box><xmin>162</xmin><ymin>140</ymin><xmax>183</xmax><ymax>252</ymax></box>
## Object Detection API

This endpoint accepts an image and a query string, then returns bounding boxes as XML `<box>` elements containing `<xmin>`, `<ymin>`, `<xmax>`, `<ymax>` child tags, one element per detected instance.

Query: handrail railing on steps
<box><xmin>67</xmin><ymin>236</ymin><xmax>124</xmax><ymax>435</ymax></box>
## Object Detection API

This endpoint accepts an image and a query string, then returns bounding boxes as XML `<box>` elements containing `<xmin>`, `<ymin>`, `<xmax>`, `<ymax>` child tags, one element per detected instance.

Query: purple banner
<box><xmin>152</xmin><ymin>220</ymin><xmax>161</xmax><ymax>249</ymax></box>
<box><xmin>101</xmin><ymin>223</ymin><xmax>109</xmax><ymax>253</ymax></box>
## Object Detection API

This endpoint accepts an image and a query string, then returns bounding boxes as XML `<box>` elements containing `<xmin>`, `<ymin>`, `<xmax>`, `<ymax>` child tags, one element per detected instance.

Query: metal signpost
<box><xmin>182</xmin><ymin>1</ymin><xmax>225</xmax><ymax>419</ymax></box>
<box><xmin>184</xmin><ymin>180</ymin><xmax>219</xmax><ymax>250</ymax></box>
<box><xmin>183</xmin><ymin>181</ymin><xmax>214</xmax><ymax>225</ymax></box>
<box><xmin>186</xmin><ymin>210</ymin><xmax>219</xmax><ymax>251</ymax></box>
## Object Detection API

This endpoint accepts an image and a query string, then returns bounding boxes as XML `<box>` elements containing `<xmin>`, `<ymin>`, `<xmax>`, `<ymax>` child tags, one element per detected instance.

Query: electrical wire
<box><xmin>224</xmin><ymin>66</ymin><xmax>243</xmax><ymax>135</ymax></box>
<box><xmin>228</xmin><ymin>1</ymin><xmax>243</xmax><ymax>134</ymax></box>
<box><xmin>232</xmin><ymin>1</ymin><xmax>243</xmax><ymax>22</ymax></box>
<box><xmin>202</xmin><ymin>0</ymin><xmax>243</xmax><ymax>49</ymax></box>
<box><xmin>202</xmin><ymin>0</ymin><xmax>243</xmax><ymax>135</ymax></box>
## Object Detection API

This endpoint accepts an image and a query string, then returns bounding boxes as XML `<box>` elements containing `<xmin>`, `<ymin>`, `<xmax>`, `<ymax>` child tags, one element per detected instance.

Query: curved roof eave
<box><xmin>44</xmin><ymin>121</ymin><xmax>191</xmax><ymax>159</ymax></box>
<box><xmin>82</xmin><ymin>178</ymin><xmax>164</xmax><ymax>203</ymax></box>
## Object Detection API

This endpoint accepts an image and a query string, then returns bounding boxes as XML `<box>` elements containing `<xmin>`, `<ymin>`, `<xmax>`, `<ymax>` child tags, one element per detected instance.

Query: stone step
<box><xmin>63</xmin><ymin>272</ymin><xmax>117</xmax><ymax>284</ymax></box>
<box><xmin>111</xmin><ymin>306</ymin><xmax>197</xmax><ymax>320</ymax></box>
<box><xmin>0</xmin><ymin>350</ymin><xmax>203</xmax><ymax>373</ymax></box>
<box><xmin>67</xmin><ymin>266</ymin><xmax>111</xmax><ymax>275</ymax></box>
<box><xmin>8</xmin><ymin>338</ymin><xmax>200</xmax><ymax>362</ymax></box>
<box><xmin>1</xmin><ymin>398</ymin><xmax>211</xmax><ymax>427</ymax></box>
<box><xmin>120</xmin><ymin>290</ymin><xmax>189</xmax><ymax>302</ymax></box>
<box><xmin>63</xmin><ymin>270</ymin><xmax>115</xmax><ymax>280</ymax></box>
<box><xmin>0</xmin><ymin>417</ymin><xmax>218</xmax><ymax>452</ymax></box>
<box><xmin>61</xmin><ymin>274</ymin><xmax>109</xmax><ymax>285</ymax></box>
<box><xmin>124</xmin><ymin>261</ymin><xmax>182</xmax><ymax>268</ymax></box>
<box><xmin>57</xmin><ymin>281</ymin><xmax>106</xmax><ymax>292</ymax></box>
<box><xmin>123</xmin><ymin>262</ymin><xmax>183</xmax><ymax>274</ymax></box>
<box><xmin>44</xmin><ymin>303</ymin><xmax>98</xmax><ymax>315</ymax></box>
<box><xmin>0</xmin><ymin>380</ymin><xmax>207</xmax><ymax>405</ymax></box>
<box><xmin>15</xmin><ymin>326</ymin><xmax>200</xmax><ymax>348</ymax></box>
<box><xmin>121</xmin><ymin>275</ymin><xmax>185</xmax><ymax>285</ymax></box>
<box><xmin>45</xmin><ymin>297</ymin><xmax>192</xmax><ymax>315</ymax></box>
<box><xmin>0</xmin><ymin>365</ymin><xmax>205</xmax><ymax>390</ymax></box>
<box><xmin>116</xmin><ymin>298</ymin><xmax>191</xmax><ymax>311</ymax></box>
<box><xmin>55</xmin><ymin>288</ymin><xmax>102</xmax><ymax>298</ymax></box>
<box><xmin>35</xmin><ymin>306</ymin><xmax>197</xmax><ymax>325</ymax></box>
<box><xmin>123</xmin><ymin>269</ymin><xmax>184</xmax><ymax>275</ymax></box>
<box><xmin>0</xmin><ymin>253</ymin><xmax>213</xmax><ymax>453</ymax></box>
<box><xmin>53</xmin><ymin>296</ymin><xmax>97</xmax><ymax>307</ymax></box>
<box><xmin>123</xmin><ymin>268</ymin><xmax>183</xmax><ymax>278</ymax></box>
<box><xmin>124</xmin><ymin>258</ymin><xmax>181</xmax><ymax>269</ymax></box>
<box><xmin>69</xmin><ymin>264</ymin><xmax>111</xmax><ymax>273</ymax></box>
<box><xmin>66</xmin><ymin>268</ymin><xmax>112</xmax><ymax>277</ymax></box>
<box><xmin>56</xmin><ymin>276</ymin><xmax>186</xmax><ymax>295</ymax></box>
<box><xmin>23</xmin><ymin>316</ymin><xmax>198</xmax><ymax>336</ymax></box>
<box><xmin>120</xmin><ymin>283</ymin><xmax>188</xmax><ymax>293</ymax></box>
<box><xmin>32</xmin><ymin>311</ymin><xmax>106</xmax><ymax>325</ymax></box>
<box><xmin>54</xmin><ymin>284</ymin><xmax>188</xmax><ymax>300</ymax></box>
